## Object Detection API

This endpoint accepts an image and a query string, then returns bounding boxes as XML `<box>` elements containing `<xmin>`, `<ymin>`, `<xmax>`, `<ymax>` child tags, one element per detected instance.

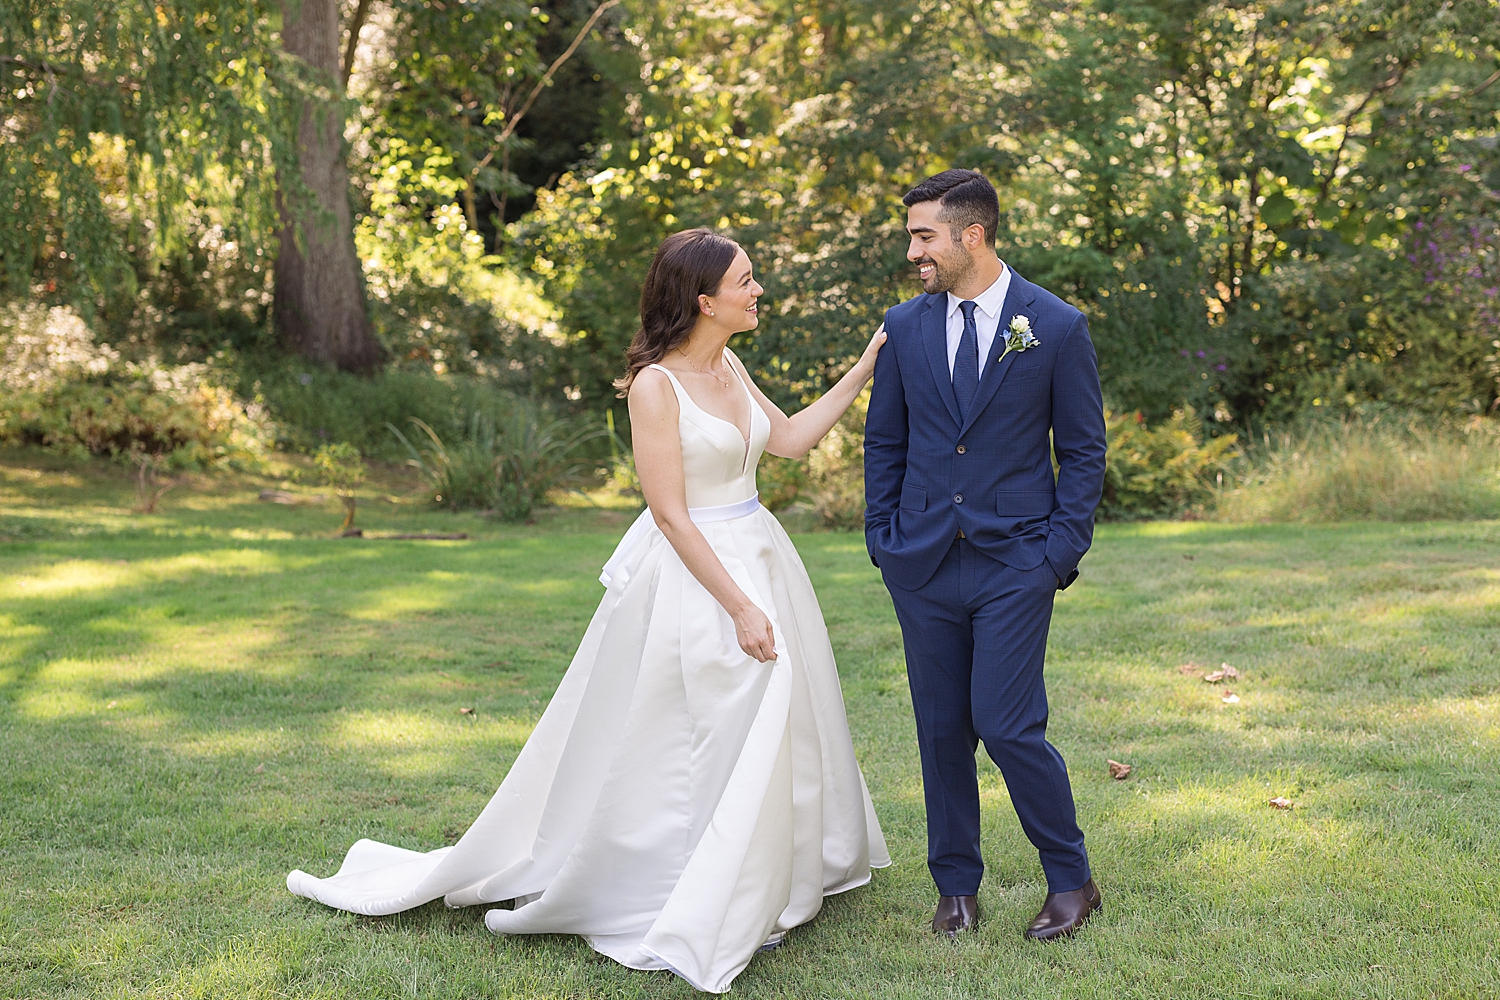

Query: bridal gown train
<box><xmin>288</xmin><ymin>353</ymin><xmax>890</xmax><ymax>994</ymax></box>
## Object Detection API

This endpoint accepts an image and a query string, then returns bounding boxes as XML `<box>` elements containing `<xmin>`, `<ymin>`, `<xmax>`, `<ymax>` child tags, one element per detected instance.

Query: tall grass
<box><xmin>390</xmin><ymin>401</ymin><xmax>602</xmax><ymax>521</ymax></box>
<box><xmin>1216</xmin><ymin>414</ymin><xmax>1500</xmax><ymax>522</ymax></box>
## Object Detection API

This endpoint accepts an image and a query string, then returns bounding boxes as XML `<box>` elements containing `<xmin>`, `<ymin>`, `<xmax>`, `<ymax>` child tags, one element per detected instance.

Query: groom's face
<box><xmin>906</xmin><ymin>200</ymin><xmax>974</xmax><ymax>295</ymax></box>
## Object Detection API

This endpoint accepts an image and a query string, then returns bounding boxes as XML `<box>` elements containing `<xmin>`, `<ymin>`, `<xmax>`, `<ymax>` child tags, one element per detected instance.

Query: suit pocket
<box><xmin>900</xmin><ymin>485</ymin><xmax>927</xmax><ymax>511</ymax></box>
<box><xmin>1008</xmin><ymin>362</ymin><xmax>1043</xmax><ymax>381</ymax></box>
<box><xmin>996</xmin><ymin>490</ymin><xmax>1055</xmax><ymax>515</ymax></box>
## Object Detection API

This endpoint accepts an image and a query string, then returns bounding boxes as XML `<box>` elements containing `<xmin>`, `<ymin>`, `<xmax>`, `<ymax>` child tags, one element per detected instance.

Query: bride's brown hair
<box><xmin>614</xmin><ymin>228</ymin><xmax>740</xmax><ymax>395</ymax></box>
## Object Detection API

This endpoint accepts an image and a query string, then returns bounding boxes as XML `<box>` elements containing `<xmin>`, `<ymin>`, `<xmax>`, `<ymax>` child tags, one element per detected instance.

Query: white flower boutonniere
<box><xmin>1000</xmin><ymin>315</ymin><xmax>1039</xmax><ymax>360</ymax></box>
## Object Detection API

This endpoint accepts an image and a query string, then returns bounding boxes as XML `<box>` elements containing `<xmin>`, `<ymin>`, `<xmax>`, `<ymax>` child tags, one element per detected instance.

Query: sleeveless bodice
<box><xmin>646</xmin><ymin>353</ymin><xmax>770</xmax><ymax>508</ymax></box>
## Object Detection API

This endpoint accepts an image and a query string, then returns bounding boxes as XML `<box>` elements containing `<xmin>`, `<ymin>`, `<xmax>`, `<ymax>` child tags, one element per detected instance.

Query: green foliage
<box><xmin>390</xmin><ymin>404</ymin><xmax>602</xmax><ymax>520</ymax></box>
<box><xmin>597</xmin><ymin>407</ymin><xmax>640</xmax><ymax>499</ymax></box>
<box><xmin>756</xmin><ymin>456</ymin><xmax>808</xmax><ymax>513</ymax></box>
<box><xmin>1100</xmin><ymin>409</ymin><xmax>1240</xmax><ymax>521</ymax></box>
<box><xmin>752</xmin><ymin>392</ymin><xmax>869</xmax><ymax>529</ymax></box>
<box><xmin>526</xmin><ymin>0</ymin><xmax>1500</xmax><ymax>419</ymax></box>
<box><xmin>0</xmin><ymin>381</ymin><xmax>257</xmax><ymax>467</ymax></box>
<box><xmin>243</xmin><ymin>358</ymin><xmax>570</xmax><ymax>460</ymax></box>
<box><xmin>312</xmin><ymin>442</ymin><xmax>366</xmax><ymax>533</ymax></box>
<box><xmin>1217</xmin><ymin>414</ymin><xmax>1500</xmax><ymax>522</ymax></box>
<box><xmin>10</xmin><ymin>0</ymin><xmax>1499</xmax><ymax>429</ymax></box>
<box><xmin>0</xmin><ymin>0</ymin><xmax>288</xmax><ymax>305</ymax></box>
<box><xmin>0</xmin><ymin>304</ymin><xmax>267</xmax><ymax>467</ymax></box>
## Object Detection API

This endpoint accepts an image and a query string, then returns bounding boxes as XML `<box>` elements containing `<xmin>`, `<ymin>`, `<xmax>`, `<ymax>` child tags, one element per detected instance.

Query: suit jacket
<box><xmin>863</xmin><ymin>269</ymin><xmax>1106</xmax><ymax>591</ymax></box>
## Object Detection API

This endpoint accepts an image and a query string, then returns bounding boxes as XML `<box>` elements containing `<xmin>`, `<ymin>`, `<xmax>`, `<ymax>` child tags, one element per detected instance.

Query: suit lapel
<box><xmin>920</xmin><ymin>295</ymin><xmax>962</xmax><ymax>429</ymax></box>
<box><xmin>959</xmin><ymin>270</ymin><xmax>1038</xmax><ymax>438</ymax></box>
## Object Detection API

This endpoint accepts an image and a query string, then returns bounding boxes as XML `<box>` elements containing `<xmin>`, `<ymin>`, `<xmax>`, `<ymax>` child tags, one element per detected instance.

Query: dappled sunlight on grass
<box><xmin>4</xmin><ymin>460</ymin><xmax>1500</xmax><ymax>997</ymax></box>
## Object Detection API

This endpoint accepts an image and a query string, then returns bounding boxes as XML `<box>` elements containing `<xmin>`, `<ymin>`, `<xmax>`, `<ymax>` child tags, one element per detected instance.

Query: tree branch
<box><xmin>468</xmin><ymin>0</ymin><xmax>621</xmax><ymax>180</ymax></box>
<box><xmin>0</xmin><ymin>54</ymin><xmax>137</xmax><ymax>93</ymax></box>
<box><xmin>1318</xmin><ymin>55</ymin><xmax>1412</xmax><ymax>204</ymax></box>
<box><xmin>341</xmin><ymin>0</ymin><xmax>374</xmax><ymax>88</ymax></box>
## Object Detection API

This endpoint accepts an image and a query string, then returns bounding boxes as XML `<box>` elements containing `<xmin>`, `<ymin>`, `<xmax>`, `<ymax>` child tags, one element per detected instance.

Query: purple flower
<box><xmin>1196</xmin><ymin>350</ymin><xmax>1206</xmax><ymax>358</ymax></box>
<box><xmin>1216</xmin><ymin>364</ymin><xmax>1227</xmax><ymax>371</ymax></box>
<box><xmin>1460</xmin><ymin>164</ymin><xmax>1473</xmax><ymax>172</ymax></box>
<box><xmin>1180</xmin><ymin>349</ymin><xmax>1190</xmax><ymax>356</ymax></box>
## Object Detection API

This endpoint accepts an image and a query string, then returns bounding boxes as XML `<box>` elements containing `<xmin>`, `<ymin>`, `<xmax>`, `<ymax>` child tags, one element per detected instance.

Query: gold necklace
<box><xmin>675</xmin><ymin>348</ymin><xmax>732</xmax><ymax>389</ymax></box>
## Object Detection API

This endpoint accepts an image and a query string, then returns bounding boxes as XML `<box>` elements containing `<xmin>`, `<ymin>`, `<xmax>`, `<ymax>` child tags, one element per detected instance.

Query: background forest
<box><xmin>3</xmin><ymin>0</ymin><xmax>1500</xmax><ymax>520</ymax></box>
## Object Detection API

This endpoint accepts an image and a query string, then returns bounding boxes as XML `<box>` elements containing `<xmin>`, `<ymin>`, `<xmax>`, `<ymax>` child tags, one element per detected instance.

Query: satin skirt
<box><xmin>287</xmin><ymin>504</ymin><xmax>889</xmax><ymax>994</ymax></box>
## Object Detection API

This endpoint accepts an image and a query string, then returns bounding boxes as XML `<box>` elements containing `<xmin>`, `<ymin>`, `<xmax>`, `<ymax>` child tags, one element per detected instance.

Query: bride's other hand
<box><xmin>853</xmin><ymin>323</ymin><xmax>887</xmax><ymax>382</ymax></box>
<box><xmin>732</xmin><ymin>603</ymin><xmax>777</xmax><ymax>662</ymax></box>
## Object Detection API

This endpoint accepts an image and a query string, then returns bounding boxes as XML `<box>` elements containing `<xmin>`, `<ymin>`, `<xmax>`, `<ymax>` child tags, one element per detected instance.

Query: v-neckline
<box><xmin>663</xmin><ymin>355</ymin><xmax>753</xmax><ymax>446</ymax></box>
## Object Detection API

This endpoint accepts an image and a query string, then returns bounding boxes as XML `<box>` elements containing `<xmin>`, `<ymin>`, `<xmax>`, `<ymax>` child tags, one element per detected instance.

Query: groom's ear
<box><xmin>961</xmin><ymin>223</ymin><xmax>986</xmax><ymax>251</ymax></box>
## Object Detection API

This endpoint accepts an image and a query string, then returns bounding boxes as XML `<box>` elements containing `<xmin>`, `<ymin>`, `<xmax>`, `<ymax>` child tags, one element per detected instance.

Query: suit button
<box><xmin>956</xmin><ymin>445</ymin><xmax>966</xmax><ymax>454</ymax></box>
<box><xmin>954</xmin><ymin>494</ymin><xmax>963</xmax><ymax>504</ymax></box>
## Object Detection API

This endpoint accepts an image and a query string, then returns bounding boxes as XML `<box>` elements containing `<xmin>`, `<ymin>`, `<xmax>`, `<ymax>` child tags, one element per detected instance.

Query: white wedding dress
<box><xmin>288</xmin><ymin>353</ymin><xmax>890</xmax><ymax>993</ymax></box>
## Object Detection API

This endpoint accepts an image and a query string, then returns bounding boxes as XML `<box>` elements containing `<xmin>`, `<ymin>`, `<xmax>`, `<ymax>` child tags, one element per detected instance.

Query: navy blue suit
<box><xmin>864</xmin><ymin>269</ymin><xmax>1106</xmax><ymax>895</ymax></box>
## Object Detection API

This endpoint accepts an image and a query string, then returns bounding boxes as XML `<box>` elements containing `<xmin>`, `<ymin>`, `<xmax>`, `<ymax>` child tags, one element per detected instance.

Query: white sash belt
<box><xmin>599</xmin><ymin>493</ymin><xmax>762</xmax><ymax>587</ymax></box>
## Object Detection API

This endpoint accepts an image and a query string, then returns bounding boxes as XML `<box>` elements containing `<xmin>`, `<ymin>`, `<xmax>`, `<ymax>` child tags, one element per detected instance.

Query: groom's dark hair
<box><xmin>903</xmin><ymin>169</ymin><xmax>999</xmax><ymax>248</ymax></box>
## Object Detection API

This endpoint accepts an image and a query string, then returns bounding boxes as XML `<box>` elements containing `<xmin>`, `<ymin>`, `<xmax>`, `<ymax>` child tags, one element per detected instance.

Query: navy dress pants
<box><xmin>885</xmin><ymin>537</ymin><xmax>1090</xmax><ymax>895</ymax></box>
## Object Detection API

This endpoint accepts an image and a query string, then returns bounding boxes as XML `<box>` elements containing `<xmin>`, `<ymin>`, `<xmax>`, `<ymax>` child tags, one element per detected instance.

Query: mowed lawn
<box><xmin>2</xmin><ymin>452</ymin><xmax>1498</xmax><ymax>1000</ymax></box>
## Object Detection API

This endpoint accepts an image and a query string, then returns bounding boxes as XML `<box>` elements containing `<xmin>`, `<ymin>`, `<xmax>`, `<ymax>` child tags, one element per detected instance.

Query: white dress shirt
<box><xmin>945</xmin><ymin>264</ymin><xmax>1012</xmax><ymax>376</ymax></box>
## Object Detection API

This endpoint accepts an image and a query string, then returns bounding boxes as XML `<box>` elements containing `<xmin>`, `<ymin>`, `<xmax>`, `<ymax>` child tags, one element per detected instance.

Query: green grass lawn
<box><xmin>2</xmin><ymin>450</ymin><xmax>1498</xmax><ymax>999</ymax></box>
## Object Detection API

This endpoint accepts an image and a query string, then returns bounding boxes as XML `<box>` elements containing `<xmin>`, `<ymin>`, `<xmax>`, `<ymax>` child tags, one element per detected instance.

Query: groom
<box><xmin>864</xmin><ymin>169</ymin><xmax>1107</xmax><ymax>940</ymax></box>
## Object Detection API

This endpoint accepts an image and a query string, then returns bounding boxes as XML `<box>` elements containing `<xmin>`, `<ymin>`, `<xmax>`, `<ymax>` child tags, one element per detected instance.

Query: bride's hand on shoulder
<box><xmin>731</xmin><ymin>602</ymin><xmax>777</xmax><ymax>662</ymax></box>
<box><xmin>855</xmin><ymin>323</ymin><xmax>887</xmax><ymax>382</ymax></box>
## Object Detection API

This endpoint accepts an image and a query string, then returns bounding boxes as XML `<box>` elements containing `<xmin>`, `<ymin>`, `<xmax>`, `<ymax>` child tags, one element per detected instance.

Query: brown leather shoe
<box><xmin>1024</xmin><ymin>879</ymin><xmax>1101</xmax><ymax>941</ymax></box>
<box><xmin>932</xmin><ymin>894</ymin><xmax>978</xmax><ymax>938</ymax></box>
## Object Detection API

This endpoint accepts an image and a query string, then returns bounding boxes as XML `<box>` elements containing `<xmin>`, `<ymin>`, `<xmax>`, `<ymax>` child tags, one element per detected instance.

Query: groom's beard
<box><xmin>916</xmin><ymin>247</ymin><xmax>974</xmax><ymax>295</ymax></box>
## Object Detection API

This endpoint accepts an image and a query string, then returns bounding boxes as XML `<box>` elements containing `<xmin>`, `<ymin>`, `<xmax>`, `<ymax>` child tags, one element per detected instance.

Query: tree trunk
<box><xmin>273</xmin><ymin>0</ymin><xmax>385</xmax><ymax>374</ymax></box>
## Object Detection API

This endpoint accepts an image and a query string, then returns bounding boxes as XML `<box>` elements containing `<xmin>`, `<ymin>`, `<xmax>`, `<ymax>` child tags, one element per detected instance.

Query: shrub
<box><xmin>0</xmin><ymin>304</ymin><xmax>269</xmax><ymax>467</ymax></box>
<box><xmin>245</xmin><ymin>360</ymin><xmax>469</xmax><ymax>457</ymax></box>
<box><xmin>1099</xmin><ymin>408</ymin><xmax>1239</xmax><ymax>521</ymax></box>
<box><xmin>1215</xmin><ymin>414</ymin><xmax>1500</xmax><ymax>522</ymax></box>
<box><xmin>313</xmin><ymin>443</ymin><xmax>367</xmax><ymax>534</ymax></box>
<box><xmin>756</xmin><ymin>456</ymin><xmax>807</xmax><ymax>513</ymax></box>
<box><xmin>753</xmin><ymin>390</ymin><xmax>868</xmax><ymax>530</ymax></box>
<box><xmin>801</xmin><ymin>397</ymin><xmax>869</xmax><ymax>530</ymax></box>
<box><xmin>391</xmin><ymin>399</ymin><xmax>602</xmax><ymax>521</ymax></box>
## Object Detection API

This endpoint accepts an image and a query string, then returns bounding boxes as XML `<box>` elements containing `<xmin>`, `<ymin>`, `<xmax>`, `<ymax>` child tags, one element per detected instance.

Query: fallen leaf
<box><xmin>1268</xmin><ymin>796</ymin><xmax>1294</xmax><ymax>809</ymax></box>
<box><xmin>459</xmin><ymin>707</ymin><xmax>475</xmax><ymax>715</ymax></box>
<box><xmin>1177</xmin><ymin>662</ymin><xmax>1203</xmax><ymax>675</ymax></box>
<box><xmin>1107</xmin><ymin>759</ymin><xmax>1132</xmax><ymax>780</ymax></box>
<box><xmin>1221</xmin><ymin>691</ymin><xmax>1240</xmax><ymax>703</ymax></box>
<box><xmin>1221</xmin><ymin>663</ymin><xmax>1241</xmax><ymax>679</ymax></box>
<box><xmin>1203</xmin><ymin>669</ymin><xmax>1226</xmax><ymax>683</ymax></box>
<box><xmin>253</xmin><ymin>764</ymin><xmax>265</xmax><ymax>773</ymax></box>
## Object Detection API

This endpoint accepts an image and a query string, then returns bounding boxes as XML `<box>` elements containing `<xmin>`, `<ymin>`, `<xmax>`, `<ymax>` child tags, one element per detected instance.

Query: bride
<box><xmin>288</xmin><ymin>228</ymin><xmax>890</xmax><ymax>994</ymax></box>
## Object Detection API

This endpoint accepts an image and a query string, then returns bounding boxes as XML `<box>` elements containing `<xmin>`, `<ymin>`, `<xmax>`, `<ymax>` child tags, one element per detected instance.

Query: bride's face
<box><xmin>700</xmin><ymin>248</ymin><xmax>763</xmax><ymax>333</ymax></box>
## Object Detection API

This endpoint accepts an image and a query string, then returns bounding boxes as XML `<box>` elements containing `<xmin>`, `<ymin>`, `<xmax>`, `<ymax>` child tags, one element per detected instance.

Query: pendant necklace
<box><xmin>676</xmin><ymin>349</ymin><xmax>732</xmax><ymax>389</ymax></box>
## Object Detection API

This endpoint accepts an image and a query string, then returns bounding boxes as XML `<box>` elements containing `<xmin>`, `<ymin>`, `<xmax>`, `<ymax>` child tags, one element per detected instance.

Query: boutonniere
<box><xmin>999</xmin><ymin>315</ymin><xmax>1039</xmax><ymax>361</ymax></box>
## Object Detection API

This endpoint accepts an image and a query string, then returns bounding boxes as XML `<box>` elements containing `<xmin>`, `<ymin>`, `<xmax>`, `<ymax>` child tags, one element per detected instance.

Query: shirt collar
<box><xmin>946</xmin><ymin>263</ymin><xmax>1010</xmax><ymax>319</ymax></box>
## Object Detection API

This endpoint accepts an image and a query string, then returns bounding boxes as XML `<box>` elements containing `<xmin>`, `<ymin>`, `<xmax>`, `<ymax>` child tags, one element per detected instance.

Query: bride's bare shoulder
<box><xmin>628</xmin><ymin>365</ymin><xmax>678</xmax><ymax>414</ymax></box>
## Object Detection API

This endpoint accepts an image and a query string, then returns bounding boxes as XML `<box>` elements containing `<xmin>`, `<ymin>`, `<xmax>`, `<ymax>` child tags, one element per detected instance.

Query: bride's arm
<box><xmin>628</xmin><ymin>368</ymin><xmax>778</xmax><ymax>662</ymax></box>
<box><xmin>728</xmin><ymin>325</ymin><xmax>885</xmax><ymax>460</ymax></box>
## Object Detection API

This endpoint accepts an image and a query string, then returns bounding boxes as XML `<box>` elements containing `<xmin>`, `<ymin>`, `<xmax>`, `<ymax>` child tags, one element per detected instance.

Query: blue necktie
<box><xmin>953</xmin><ymin>300</ymin><xmax>979</xmax><ymax>421</ymax></box>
